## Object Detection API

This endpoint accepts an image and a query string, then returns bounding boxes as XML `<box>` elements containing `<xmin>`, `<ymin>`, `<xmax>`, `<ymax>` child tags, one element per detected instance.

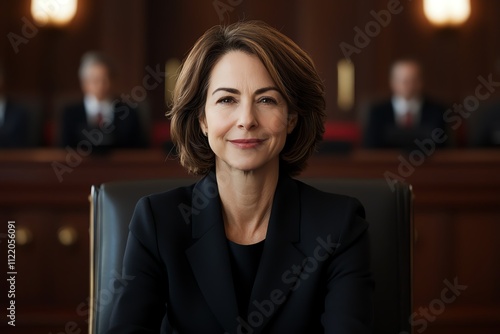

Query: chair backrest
<box><xmin>89</xmin><ymin>178</ymin><xmax>413</xmax><ymax>334</ymax></box>
<box><xmin>305</xmin><ymin>179</ymin><xmax>413</xmax><ymax>334</ymax></box>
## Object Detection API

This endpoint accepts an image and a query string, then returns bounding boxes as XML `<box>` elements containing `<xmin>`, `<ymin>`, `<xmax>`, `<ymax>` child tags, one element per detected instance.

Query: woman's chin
<box><xmin>217</xmin><ymin>158</ymin><xmax>278</xmax><ymax>174</ymax></box>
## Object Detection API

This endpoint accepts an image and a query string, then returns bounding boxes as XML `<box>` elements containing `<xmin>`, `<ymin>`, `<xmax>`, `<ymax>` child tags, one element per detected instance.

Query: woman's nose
<box><xmin>237</xmin><ymin>102</ymin><xmax>258</xmax><ymax>130</ymax></box>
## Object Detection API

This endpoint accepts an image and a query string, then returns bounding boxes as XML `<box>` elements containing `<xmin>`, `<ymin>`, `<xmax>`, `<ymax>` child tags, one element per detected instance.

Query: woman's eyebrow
<box><xmin>212</xmin><ymin>87</ymin><xmax>240</xmax><ymax>95</ymax></box>
<box><xmin>211</xmin><ymin>86</ymin><xmax>281</xmax><ymax>96</ymax></box>
<box><xmin>254</xmin><ymin>86</ymin><xmax>280</xmax><ymax>95</ymax></box>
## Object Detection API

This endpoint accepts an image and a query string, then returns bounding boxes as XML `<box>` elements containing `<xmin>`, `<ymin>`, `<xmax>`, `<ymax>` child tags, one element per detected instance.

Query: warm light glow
<box><xmin>31</xmin><ymin>0</ymin><xmax>78</xmax><ymax>27</ymax></box>
<box><xmin>424</xmin><ymin>0</ymin><xmax>470</xmax><ymax>27</ymax></box>
<box><xmin>337</xmin><ymin>59</ymin><xmax>355</xmax><ymax>111</ymax></box>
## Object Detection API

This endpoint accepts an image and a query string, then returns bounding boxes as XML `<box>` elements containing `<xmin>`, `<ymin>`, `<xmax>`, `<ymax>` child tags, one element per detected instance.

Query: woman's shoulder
<box><xmin>292</xmin><ymin>179</ymin><xmax>368</xmax><ymax>249</ymax></box>
<box><xmin>143</xmin><ymin>182</ymin><xmax>197</xmax><ymax>208</ymax></box>
<box><xmin>130</xmin><ymin>182</ymin><xmax>198</xmax><ymax>232</ymax></box>
<box><xmin>294</xmin><ymin>179</ymin><xmax>365</xmax><ymax>217</ymax></box>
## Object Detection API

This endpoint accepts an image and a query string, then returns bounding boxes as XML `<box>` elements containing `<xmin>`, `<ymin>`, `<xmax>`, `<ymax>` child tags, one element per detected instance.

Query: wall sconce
<box><xmin>31</xmin><ymin>0</ymin><xmax>78</xmax><ymax>27</ymax></box>
<box><xmin>423</xmin><ymin>0</ymin><xmax>471</xmax><ymax>27</ymax></box>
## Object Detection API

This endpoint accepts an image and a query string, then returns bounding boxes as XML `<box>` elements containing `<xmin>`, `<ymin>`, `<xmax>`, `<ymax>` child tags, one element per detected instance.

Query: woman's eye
<box><xmin>217</xmin><ymin>97</ymin><xmax>235</xmax><ymax>104</ymax></box>
<box><xmin>259</xmin><ymin>97</ymin><xmax>277</xmax><ymax>104</ymax></box>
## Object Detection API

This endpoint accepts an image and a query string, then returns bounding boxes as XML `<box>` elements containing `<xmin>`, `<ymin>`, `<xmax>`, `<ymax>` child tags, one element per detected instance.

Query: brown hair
<box><xmin>167</xmin><ymin>20</ymin><xmax>326</xmax><ymax>175</ymax></box>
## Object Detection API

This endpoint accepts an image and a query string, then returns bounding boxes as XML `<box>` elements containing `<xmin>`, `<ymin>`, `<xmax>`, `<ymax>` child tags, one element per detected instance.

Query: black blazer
<box><xmin>107</xmin><ymin>173</ymin><xmax>373</xmax><ymax>333</ymax></box>
<box><xmin>363</xmin><ymin>98</ymin><xmax>447</xmax><ymax>149</ymax></box>
<box><xmin>0</xmin><ymin>101</ymin><xmax>28</xmax><ymax>148</ymax></box>
<box><xmin>60</xmin><ymin>101</ymin><xmax>145</xmax><ymax>148</ymax></box>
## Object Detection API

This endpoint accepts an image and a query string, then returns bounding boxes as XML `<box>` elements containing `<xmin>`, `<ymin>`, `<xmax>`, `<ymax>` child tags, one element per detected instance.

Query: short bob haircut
<box><xmin>167</xmin><ymin>20</ymin><xmax>326</xmax><ymax>176</ymax></box>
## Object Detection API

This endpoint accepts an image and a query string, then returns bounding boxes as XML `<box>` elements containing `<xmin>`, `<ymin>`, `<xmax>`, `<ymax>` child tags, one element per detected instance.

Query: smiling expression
<box><xmin>200</xmin><ymin>51</ymin><xmax>297</xmax><ymax>174</ymax></box>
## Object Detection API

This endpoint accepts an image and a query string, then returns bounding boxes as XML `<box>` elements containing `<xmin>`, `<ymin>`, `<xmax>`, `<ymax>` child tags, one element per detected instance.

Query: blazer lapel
<box><xmin>185</xmin><ymin>173</ymin><xmax>240</xmax><ymax>333</ymax></box>
<box><xmin>246</xmin><ymin>175</ymin><xmax>307</xmax><ymax>333</ymax></box>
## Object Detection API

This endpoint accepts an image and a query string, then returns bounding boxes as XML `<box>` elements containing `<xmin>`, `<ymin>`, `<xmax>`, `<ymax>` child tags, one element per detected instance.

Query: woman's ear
<box><xmin>199</xmin><ymin>114</ymin><xmax>208</xmax><ymax>135</ymax></box>
<box><xmin>287</xmin><ymin>113</ymin><xmax>298</xmax><ymax>134</ymax></box>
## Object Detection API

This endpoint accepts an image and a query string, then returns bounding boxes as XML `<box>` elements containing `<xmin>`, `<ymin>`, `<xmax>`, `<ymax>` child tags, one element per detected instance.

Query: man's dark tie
<box><xmin>402</xmin><ymin>111</ymin><xmax>414</xmax><ymax>128</ymax></box>
<box><xmin>96</xmin><ymin>111</ymin><xmax>103</xmax><ymax>128</ymax></box>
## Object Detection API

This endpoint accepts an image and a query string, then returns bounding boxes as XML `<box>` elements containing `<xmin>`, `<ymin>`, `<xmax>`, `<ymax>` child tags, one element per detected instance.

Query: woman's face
<box><xmin>201</xmin><ymin>51</ymin><xmax>297</xmax><ymax>174</ymax></box>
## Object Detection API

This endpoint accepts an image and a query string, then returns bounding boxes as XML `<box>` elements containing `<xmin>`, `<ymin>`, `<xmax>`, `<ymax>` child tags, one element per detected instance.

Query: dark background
<box><xmin>1</xmin><ymin>0</ymin><xmax>500</xmax><ymax>145</ymax></box>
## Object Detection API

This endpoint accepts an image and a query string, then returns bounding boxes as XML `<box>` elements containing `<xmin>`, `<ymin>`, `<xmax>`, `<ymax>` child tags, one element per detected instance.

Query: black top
<box><xmin>227</xmin><ymin>239</ymin><xmax>265</xmax><ymax>316</ymax></box>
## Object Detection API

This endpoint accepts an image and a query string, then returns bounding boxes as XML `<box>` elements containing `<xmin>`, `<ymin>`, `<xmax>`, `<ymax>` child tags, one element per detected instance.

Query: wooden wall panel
<box><xmin>3</xmin><ymin>0</ymin><xmax>500</xmax><ymax>134</ymax></box>
<box><xmin>413</xmin><ymin>211</ymin><xmax>455</xmax><ymax>307</ymax></box>
<box><xmin>454</xmin><ymin>212</ymin><xmax>500</xmax><ymax>306</ymax></box>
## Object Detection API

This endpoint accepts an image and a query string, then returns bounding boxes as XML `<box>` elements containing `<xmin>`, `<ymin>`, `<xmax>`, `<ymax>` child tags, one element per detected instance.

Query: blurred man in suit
<box><xmin>363</xmin><ymin>59</ymin><xmax>447</xmax><ymax>149</ymax></box>
<box><xmin>470</xmin><ymin>102</ymin><xmax>500</xmax><ymax>147</ymax></box>
<box><xmin>60</xmin><ymin>52</ymin><xmax>145</xmax><ymax>148</ymax></box>
<box><xmin>0</xmin><ymin>61</ymin><xmax>29</xmax><ymax>148</ymax></box>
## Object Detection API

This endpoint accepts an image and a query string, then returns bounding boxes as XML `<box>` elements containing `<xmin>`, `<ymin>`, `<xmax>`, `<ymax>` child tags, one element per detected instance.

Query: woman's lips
<box><xmin>229</xmin><ymin>138</ymin><xmax>266</xmax><ymax>149</ymax></box>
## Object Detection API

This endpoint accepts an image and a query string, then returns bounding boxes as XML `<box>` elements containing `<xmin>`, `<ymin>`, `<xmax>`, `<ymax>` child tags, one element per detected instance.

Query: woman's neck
<box><xmin>216</xmin><ymin>159</ymin><xmax>279</xmax><ymax>245</ymax></box>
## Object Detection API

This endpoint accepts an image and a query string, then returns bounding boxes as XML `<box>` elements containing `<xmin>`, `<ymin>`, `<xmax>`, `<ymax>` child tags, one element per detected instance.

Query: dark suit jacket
<box><xmin>470</xmin><ymin>103</ymin><xmax>500</xmax><ymax>147</ymax></box>
<box><xmin>363</xmin><ymin>98</ymin><xmax>447</xmax><ymax>149</ymax></box>
<box><xmin>107</xmin><ymin>173</ymin><xmax>373</xmax><ymax>334</ymax></box>
<box><xmin>60</xmin><ymin>101</ymin><xmax>145</xmax><ymax>148</ymax></box>
<box><xmin>0</xmin><ymin>100</ymin><xmax>28</xmax><ymax>148</ymax></box>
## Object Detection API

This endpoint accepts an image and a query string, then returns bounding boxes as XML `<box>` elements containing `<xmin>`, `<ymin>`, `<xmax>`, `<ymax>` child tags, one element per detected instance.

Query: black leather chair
<box><xmin>89</xmin><ymin>178</ymin><xmax>413</xmax><ymax>334</ymax></box>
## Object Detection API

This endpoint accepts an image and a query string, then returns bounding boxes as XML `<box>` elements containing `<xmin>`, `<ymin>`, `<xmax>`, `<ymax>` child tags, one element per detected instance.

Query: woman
<box><xmin>108</xmin><ymin>21</ymin><xmax>373</xmax><ymax>333</ymax></box>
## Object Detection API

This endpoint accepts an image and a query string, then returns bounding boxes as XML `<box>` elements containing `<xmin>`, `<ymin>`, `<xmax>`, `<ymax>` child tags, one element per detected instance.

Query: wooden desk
<box><xmin>1</xmin><ymin>149</ymin><xmax>499</xmax><ymax>333</ymax></box>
